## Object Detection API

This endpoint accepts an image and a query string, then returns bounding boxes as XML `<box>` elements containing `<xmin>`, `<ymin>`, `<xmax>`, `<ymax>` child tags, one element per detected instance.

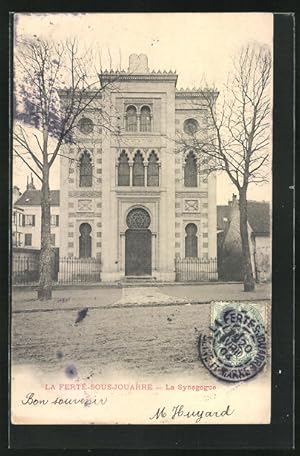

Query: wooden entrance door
<box><xmin>125</xmin><ymin>229</ymin><xmax>152</xmax><ymax>276</ymax></box>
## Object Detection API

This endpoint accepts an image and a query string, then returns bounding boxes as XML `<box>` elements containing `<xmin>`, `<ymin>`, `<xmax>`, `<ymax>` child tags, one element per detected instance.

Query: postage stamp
<box><xmin>199</xmin><ymin>302</ymin><xmax>268</xmax><ymax>382</ymax></box>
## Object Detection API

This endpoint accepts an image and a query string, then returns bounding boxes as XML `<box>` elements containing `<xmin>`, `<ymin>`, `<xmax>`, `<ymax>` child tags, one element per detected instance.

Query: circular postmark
<box><xmin>199</xmin><ymin>304</ymin><xmax>267</xmax><ymax>382</ymax></box>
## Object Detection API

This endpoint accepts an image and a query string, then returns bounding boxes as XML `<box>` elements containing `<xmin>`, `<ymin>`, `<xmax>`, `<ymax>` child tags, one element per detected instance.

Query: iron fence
<box><xmin>58</xmin><ymin>256</ymin><xmax>101</xmax><ymax>284</ymax></box>
<box><xmin>175</xmin><ymin>257</ymin><xmax>218</xmax><ymax>282</ymax></box>
<box><xmin>12</xmin><ymin>255</ymin><xmax>39</xmax><ymax>285</ymax></box>
<box><xmin>12</xmin><ymin>255</ymin><xmax>101</xmax><ymax>285</ymax></box>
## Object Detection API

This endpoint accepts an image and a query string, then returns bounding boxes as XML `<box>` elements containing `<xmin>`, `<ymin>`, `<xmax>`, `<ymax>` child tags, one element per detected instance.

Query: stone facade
<box><xmin>59</xmin><ymin>54</ymin><xmax>217</xmax><ymax>281</ymax></box>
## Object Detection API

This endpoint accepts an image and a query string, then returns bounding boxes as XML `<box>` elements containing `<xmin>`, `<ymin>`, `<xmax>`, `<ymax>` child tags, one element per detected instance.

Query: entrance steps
<box><xmin>121</xmin><ymin>276</ymin><xmax>157</xmax><ymax>285</ymax></box>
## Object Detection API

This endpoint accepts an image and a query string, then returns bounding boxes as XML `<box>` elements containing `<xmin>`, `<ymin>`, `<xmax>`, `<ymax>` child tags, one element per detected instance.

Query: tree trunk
<box><xmin>239</xmin><ymin>188</ymin><xmax>255</xmax><ymax>291</ymax></box>
<box><xmin>38</xmin><ymin>167</ymin><xmax>52</xmax><ymax>300</ymax></box>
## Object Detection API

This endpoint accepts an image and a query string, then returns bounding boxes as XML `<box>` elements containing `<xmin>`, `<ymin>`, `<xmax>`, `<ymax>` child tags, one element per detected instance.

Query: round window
<box><xmin>78</xmin><ymin>117</ymin><xmax>94</xmax><ymax>134</ymax></box>
<box><xmin>126</xmin><ymin>208</ymin><xmax>151</xmax><ymax>229</ymax></box>
<box><xmin>184</xmin><ymin>118</ymin><xmax>199</xmax><ymax>135</ymax></box>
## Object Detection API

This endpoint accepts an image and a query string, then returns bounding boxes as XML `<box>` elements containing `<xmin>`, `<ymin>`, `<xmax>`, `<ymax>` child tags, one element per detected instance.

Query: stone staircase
<box><xmin>121</xmin><ymin>276</ymin><xmax>158</xmax><ymax>286</ymax></box>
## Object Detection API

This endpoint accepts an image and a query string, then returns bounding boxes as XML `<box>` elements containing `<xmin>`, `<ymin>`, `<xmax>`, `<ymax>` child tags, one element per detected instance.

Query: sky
<box><xmin>13</xmin><ymin>12</ymin><xmax>273</xmax><ymax>204</ymax></box>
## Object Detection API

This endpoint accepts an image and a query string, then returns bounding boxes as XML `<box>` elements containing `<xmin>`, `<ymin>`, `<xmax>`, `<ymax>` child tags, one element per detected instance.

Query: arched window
<box><xmin>147</xmin><ymin>151</ymin><xmax>159</xmax><ymax>186</ymax></box>
<box><xmin>185</xmin><ymin>223</ymin><xmax>198</xmax><ymax>258</ymax></box>
<box><xmin>79</xmin><ymin>151</ymin><xmax>92</xmax><ymax>187</ymax></box>
<box><xmin>79</xmin><ymin>223</ymin><xmax>92</xmax><ymax>258</ymax></box>
<box><xmin>118</xmin><ymin>151</ymin><xmax>130</xmax><ymax>186</ymax></box>
<box><xmin>126</xmin><ymin>106</ymin><xmax>137</xmax><ymax>132</ymax></box>
<box><xmin>140</xmin><ymin>106</ymin><xmax>151</xmax><ymax>132</ymax></box>
<box><xmin>133</xmin><ymin>151</ymin><xmax>145</xmax><ymax>186</ymax></box>
<box><xmin>184</xmin><ymin>151</ymin><xmax>197</xmax><ymax>187</ymax></box>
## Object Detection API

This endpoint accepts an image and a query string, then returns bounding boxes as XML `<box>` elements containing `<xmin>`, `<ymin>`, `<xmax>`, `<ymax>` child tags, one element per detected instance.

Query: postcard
<box><xmin>11</xmin><ymin>12</ymin><xmax>273</xmax><ymax>425</ymax></box>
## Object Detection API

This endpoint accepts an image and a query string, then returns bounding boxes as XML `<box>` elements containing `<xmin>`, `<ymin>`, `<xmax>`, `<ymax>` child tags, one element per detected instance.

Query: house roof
<box><xmin>15</xmin><ymin>190</ymin><xmax>60</xmax><ymax>207</ymax></box>
<box><xmin>217</xmin><ymin>201</ymin><xmax>271</xmax><ymax>235</ymax></box>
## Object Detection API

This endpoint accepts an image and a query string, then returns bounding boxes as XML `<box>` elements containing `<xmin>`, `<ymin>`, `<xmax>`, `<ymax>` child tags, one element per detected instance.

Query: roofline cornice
<box><xmin>99</xmin><ymin>72</ymin><xmax>178</xmax><ymax>85</ymax></box>
<box><xmin>175</xmin><ymin>89</ymin><xmax>219</xmax><ymax>99</ymax></box>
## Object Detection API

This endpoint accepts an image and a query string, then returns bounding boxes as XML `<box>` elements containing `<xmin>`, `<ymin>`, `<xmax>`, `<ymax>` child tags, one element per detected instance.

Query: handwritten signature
<box><xmin>149</xmin><ymin>404</ymin><xmax>234</xmax><ymax>423</ymax></box>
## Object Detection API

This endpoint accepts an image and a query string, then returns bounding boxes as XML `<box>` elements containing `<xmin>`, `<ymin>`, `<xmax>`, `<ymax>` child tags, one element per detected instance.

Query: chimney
<box><xmin>26</xmin><ymin>174</ymin><xmax>36</xmax><ymax>190</ymax></box>
<box><xmin>228</xmin><ymin>193</ymin><xmax>239</xmax><ymax>221</ymax></box>
<box><xmin>128</xmin><ymin>53</ymin><xmax>149</xmax><ymax>73</ymax></box>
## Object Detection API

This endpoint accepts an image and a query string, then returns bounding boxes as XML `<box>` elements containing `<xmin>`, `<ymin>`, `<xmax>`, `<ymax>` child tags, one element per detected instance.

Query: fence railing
<box><xmin>12</xmin><ymin>255</ymin><xmax>40</xmax><ymax>285</ymax></box>
<box><xmin>175</xmin><ymin>257</ymin><xmax>218</xmax><ymax>282</ymax></box>
<box><xmin>58</xmin><ymin>257</ymin><xmax>101</xmax><ymax>284</ymax></box>
<box><xmin>12</xmin><ymin>255</ymin><xmax>101</xmax><ymax>285</ymax></box>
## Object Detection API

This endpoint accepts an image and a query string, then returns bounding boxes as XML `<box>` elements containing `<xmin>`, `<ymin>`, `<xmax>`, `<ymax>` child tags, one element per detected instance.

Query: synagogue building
<box><xmin>59</xmin><ymin>54</ymin><xmax>218</xmax><ymax>281</ymax></box>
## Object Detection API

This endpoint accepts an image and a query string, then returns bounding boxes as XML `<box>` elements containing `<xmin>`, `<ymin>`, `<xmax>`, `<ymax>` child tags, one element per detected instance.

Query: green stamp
<box><xmin>199</xmin><ymin>303</ymin><xmax>267</xmax><ymax>382</ymax></box>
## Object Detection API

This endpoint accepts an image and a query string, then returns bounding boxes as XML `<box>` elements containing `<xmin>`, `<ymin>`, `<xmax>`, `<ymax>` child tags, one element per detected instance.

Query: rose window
<box><xmin>126</xmin><ymin>208</ymin><xmax>151</xmax><ymax>229</ymax></box>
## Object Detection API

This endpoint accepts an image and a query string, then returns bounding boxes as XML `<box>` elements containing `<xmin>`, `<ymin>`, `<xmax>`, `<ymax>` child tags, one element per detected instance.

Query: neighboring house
<box><xmin>12</xmin><ymin>185</ymin><xmax>24</xmax><ymax>247</ymax></box>
<box><xmin>217</xmin><ymin>195</ymin><xmax>271</xmax><ymax>282</ymax></box>
<box><xmin>14</xmin><ymin>176</ymin><xmax>60</xmax><ymax>249</ymax></box>
<box><xmin>59</xmin><ymin>54</ymin><xmax>218</xmax><ymax>282</ymax></box>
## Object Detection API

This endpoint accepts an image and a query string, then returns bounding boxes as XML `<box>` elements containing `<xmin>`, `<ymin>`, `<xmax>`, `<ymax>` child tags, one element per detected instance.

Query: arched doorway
<box><xmin>125</xmin><ymin>208</ymin><xmax>151</xmax><ymax>276</ymax></box>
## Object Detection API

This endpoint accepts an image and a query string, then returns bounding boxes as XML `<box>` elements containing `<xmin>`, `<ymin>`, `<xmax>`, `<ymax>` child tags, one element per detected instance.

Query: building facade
<box><xmin>14</xmin><ymin>177</ymin><xmax>60</xmax><ymax>249</ymax></box>
<box><xmin>59</xmin><ymin>54</ymin><xmax>217</xmax><ymax>282</ymax></box>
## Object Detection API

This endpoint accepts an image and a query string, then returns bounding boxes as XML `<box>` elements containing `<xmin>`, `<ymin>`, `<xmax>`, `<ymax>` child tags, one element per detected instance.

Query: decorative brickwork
<box><xmin>78</xmin><ymin>199</ymin><xmax>93</xmax><ymax>211</ymax></box>
<box><xmin>184</xmin><ymin>199</ymin><xmax>199</xmax><ymax>212</ymax></box>
<box><xmin>69</xmin><ymin>191</ymin><xmax>101</xmax><ymax>198</ymax></box>
<box><xmin>176</xmin><ymin>192</ymin><xmax>208</xmax><ymax>198</ymax></box>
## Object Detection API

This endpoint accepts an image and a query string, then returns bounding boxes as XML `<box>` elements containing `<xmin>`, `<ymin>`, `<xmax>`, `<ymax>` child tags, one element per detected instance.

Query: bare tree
<box><xmin>177</xmin><ymin>43</ymin><xmax>272</xmax><ymax>291</ymax></box>
<box><xmin>13</xmin><ymin>37</ymin><xmax>121</xmax><ymax>299</ymax></box>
